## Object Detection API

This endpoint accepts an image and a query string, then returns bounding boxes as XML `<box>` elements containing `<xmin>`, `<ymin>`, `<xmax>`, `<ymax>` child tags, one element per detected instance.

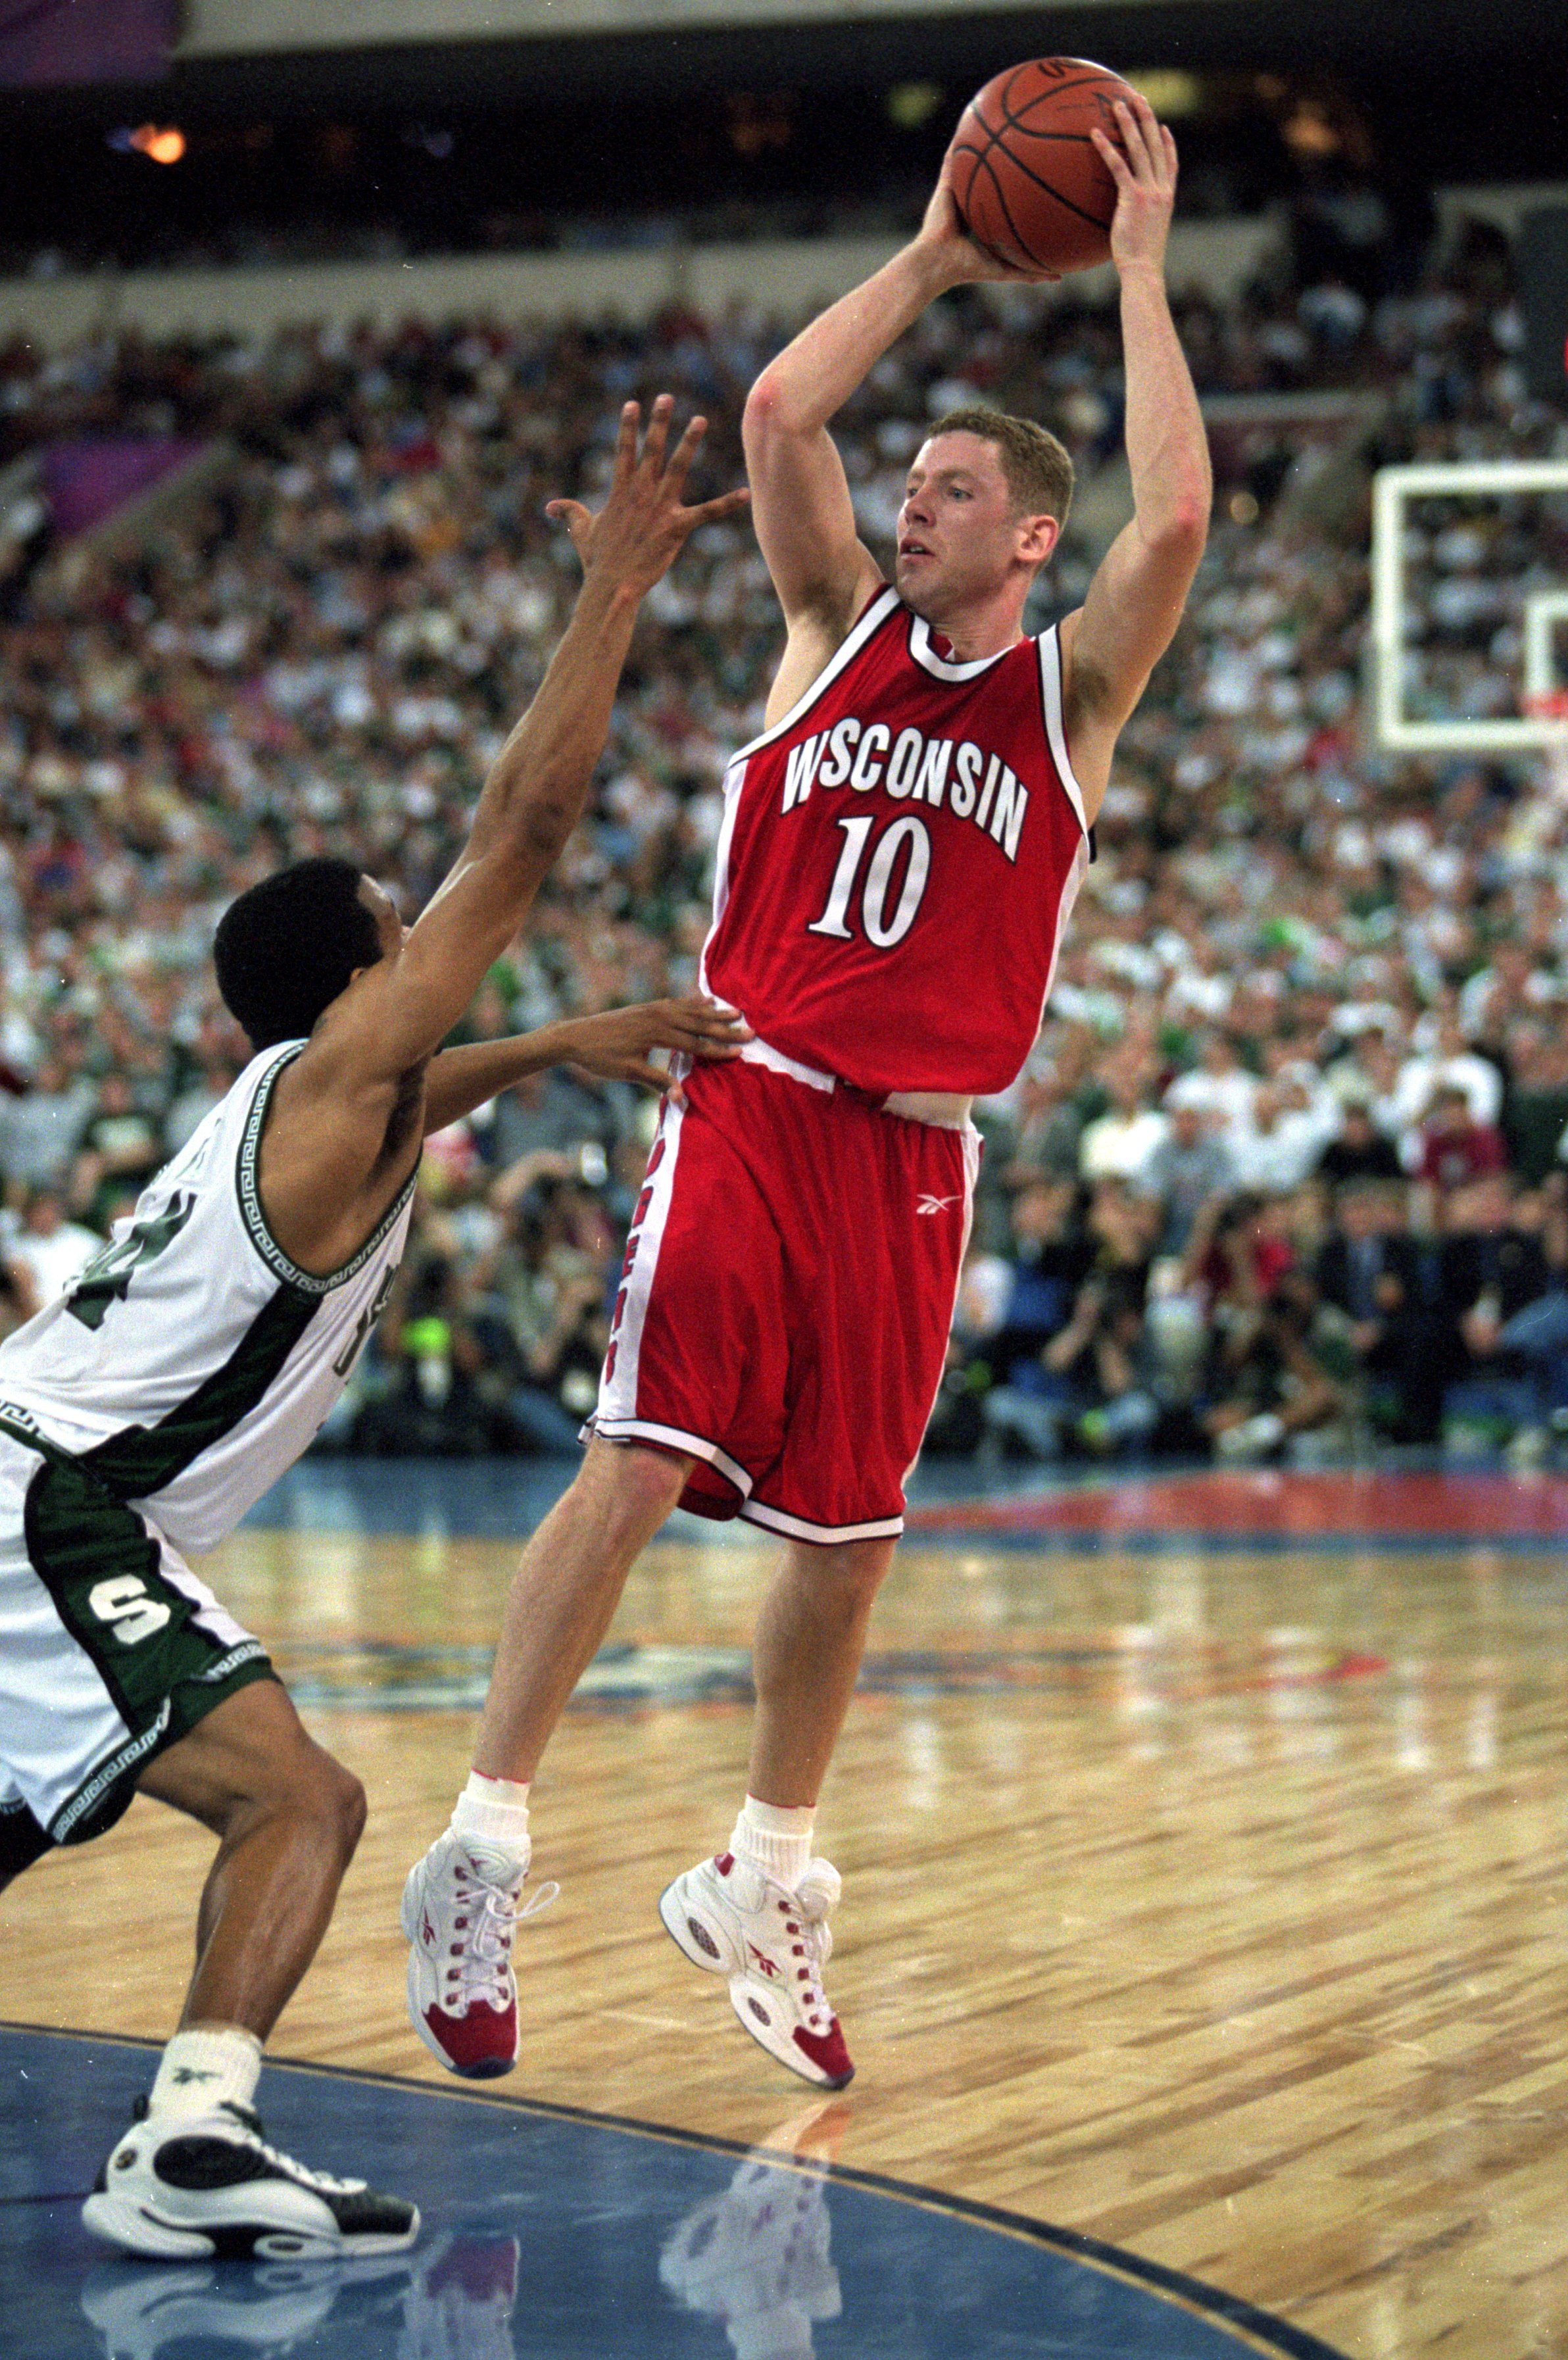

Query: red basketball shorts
<box><xmin>593</xmin><ymin>1056</ymin><xmax>978</xmax><ymax>1544</ymax></box>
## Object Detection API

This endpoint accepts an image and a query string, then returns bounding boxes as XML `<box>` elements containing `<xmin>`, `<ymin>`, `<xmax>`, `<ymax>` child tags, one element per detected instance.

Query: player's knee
<box><xmin>285</xmin><ymin>1745</ymin><xmax>365</xmax><ymax>1865</ymax></box>
<box><xmin>326</xmin><ymin>1758</ymin><xmax>368</xmax><ymax>1863</ymax></box>
<box><xmin>249</xmin><ymin>1734</ymin><xmax>364</xmax><ymax>1863</ymax></box>
<box><xmin>808</xmin><ymin>1537</ymin><xmax>895</xmax><ymax>1604</ymax></box>
<box><xmin>585</xmin><ymin>1437</ymin><xmax>690</xmax><ymax>1530</ymax></box>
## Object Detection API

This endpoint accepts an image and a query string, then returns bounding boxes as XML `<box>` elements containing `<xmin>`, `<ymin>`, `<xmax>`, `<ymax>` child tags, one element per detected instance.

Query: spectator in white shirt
<box><xmin>0</xmin><ymin>1058</ymin><xmax>96</xmax><ymax>1194</ymax></box>
<box><xmin>1079</xmin><ymin>1055</ymin><xmax>1170</xmax><ymax>1192</ymax></box>
<box><xmin>5</xmin><ymin>1187</ymin><xmax>101</xmax><ymax>1317</ymax></box>
<box><xmin>1164</xmin><ymin>1031</ymin><xmax>1260</xmax><ymax>1148</ymax></box>
<box><xmin>1392</xmin><ymin>1014</ymin><xmax>1504</xmax><ymax>1139</ymax></box>
<box><xmin>1231</xmin><ymin>1075</ymin><xmax>1337</xmax><ymax>1192</ymax></box>
<box><xmin>1327</xmin><ymin>1033</ymin><xmax>1409</xmax><ymax>1144</ymax></box>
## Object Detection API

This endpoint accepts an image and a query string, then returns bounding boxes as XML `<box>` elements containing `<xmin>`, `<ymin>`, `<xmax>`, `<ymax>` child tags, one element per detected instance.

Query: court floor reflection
<box><xmin>80</xmin><ymin>2236</ymin><xmax>520</xmax><ymax>2360</ymax></box>
<box><xmin>1</xmin><ymin>2028</ymin><xmax>1345</xmax><ymax>2360</ymax></box>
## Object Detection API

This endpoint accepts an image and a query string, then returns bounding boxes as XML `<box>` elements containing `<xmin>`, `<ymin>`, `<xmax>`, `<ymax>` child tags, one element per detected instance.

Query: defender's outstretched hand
<box><xmin>1091</xmin><ymin>93</ymin><xmax>1177</xmax><ymax>278</ymax></box>
<box><xmin>546</xmin><ymin>396</ymin><xmax>749</xmax><ymax>593</ymax></box>
<box><xmin>558</xmin><ymin>996</ymin><xmax>754</xmax><ymax>1094</ymax></box>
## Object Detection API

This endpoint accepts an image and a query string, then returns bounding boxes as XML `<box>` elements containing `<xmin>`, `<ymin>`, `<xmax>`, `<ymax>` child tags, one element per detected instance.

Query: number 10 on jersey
<box><xmin>806</xmin><ymin>814</ymin><xmax>932</xmax><ymax>949</ymax></box>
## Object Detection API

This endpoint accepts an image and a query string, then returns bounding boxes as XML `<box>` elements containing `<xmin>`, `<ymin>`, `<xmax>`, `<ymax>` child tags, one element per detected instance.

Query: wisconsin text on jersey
<box><xmin>779</xmin><ymin>722</ymin><xmax>1032</xmax><ymax>864</ymax></box>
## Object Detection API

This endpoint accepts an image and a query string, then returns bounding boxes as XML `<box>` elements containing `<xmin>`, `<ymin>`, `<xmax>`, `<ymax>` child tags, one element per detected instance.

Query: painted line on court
<box><xmin>5</xmin><ymin>2021</ymin><xmax>1353</xmax><ymax>2360</ymax></box>
<box><xmin>265</xmin><ymin>1635</ymin><xmax>1392</xmax><ymax>1712</ymax></box>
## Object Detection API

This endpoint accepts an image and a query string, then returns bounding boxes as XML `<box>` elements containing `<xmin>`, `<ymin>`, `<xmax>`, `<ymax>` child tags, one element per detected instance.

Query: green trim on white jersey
<box><xmin>234</xmin><ymin>1046</ymin><xmax>417</xmax><ymax>1296</ymax></box>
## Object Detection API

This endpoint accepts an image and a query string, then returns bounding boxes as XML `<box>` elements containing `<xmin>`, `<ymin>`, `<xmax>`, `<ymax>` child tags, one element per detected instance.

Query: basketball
<box><xmin>945</xmin><ymin>56</ymin><xmax>1136</xmax><ymax>277</ymax></box>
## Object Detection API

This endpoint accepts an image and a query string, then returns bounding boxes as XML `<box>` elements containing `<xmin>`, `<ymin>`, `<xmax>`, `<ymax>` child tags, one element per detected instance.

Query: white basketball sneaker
<box><xmin>402</xmin><ymin>1830</ymin><xmax>556</xmax><ymax>2079</ymax></box>
<box><xmin>659</xmin><ymin>1852</ymin><xmax>854</xmax><ymax>2089</ymax></box>
<box><xmin>81</xmin><ymin>2099</ymin><xmax>419</xmax><ymax>2261</ymax></box>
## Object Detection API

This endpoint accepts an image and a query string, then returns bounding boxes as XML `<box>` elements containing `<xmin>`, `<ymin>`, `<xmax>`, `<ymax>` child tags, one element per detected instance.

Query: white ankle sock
<box><xmin>451</xmin><ymin>1771</ymin><xmax>531</xmax><ymax>1862</ymax></box>
<box><xmin>147</xmin><ymin>2025</ymin><xmax>262</xmax><ymax>2121</ymax></box>
<box><xmin>731</xmin><ymin>1794</ymin><xmax>814</xmax><ymax>1890</ymax></box>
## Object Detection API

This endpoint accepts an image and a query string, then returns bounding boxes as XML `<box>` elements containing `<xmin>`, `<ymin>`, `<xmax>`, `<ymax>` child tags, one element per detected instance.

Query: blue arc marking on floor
<box><xmin>1</xmin><ymin>2026</ymin><xmax>1346</xmax><ymax>2360</ymax></box>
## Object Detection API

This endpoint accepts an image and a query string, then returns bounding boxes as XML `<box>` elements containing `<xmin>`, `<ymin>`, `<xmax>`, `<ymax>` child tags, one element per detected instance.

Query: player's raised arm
<box><xmin>745</xmin><ymin>165</ymin><xmax>1050</xmax><ymax>717</ymax></box>
<box><xmin>260</xmin><ymin>400</ymin><xmax>745</xmax><ymax>1266</ymax></box>
<box><xmin>1058</xmin><ymin>95</ymin><xmax>1210</xmax><ymax>810</ymax></box>
<box><xmin>312</xmin><ymin>401</ymin><xmax>741</xmax><ymax>1084</ymax></box>
<box><xmin>375</xmin><ymin>401</ymin><xmax>745</xmax><ymax>1069</ymax></box>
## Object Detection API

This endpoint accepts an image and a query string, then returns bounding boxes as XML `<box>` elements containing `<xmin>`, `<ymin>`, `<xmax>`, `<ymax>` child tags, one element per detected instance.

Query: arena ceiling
<box><xmin>12</xmin><ymin>0</ymin><xmax>1565</xmax><ymax>107</ymax></box>
<box><xmin>175</xmin><ymin>0</ymin><xmax>1208</xmax><ymax>51</ymax></box>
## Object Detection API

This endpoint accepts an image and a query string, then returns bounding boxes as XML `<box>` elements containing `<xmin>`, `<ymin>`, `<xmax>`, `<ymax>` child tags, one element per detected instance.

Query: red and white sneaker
<box><xmin>401</xmin><ymin>1831</ymin><xmax>556</xmax><ymax>2079</ymax></box>
<box><xmin>659</xmin><ymin>1852</ymin><xmax>854</xmax><ymax>2089</ymax></box>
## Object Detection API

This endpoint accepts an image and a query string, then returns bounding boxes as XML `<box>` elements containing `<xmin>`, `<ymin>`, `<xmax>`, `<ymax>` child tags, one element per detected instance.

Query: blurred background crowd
<box><xmin>0</xmin><ymin>191</ymin><xmax>1566</xmax><ymax>1469</ymax></box>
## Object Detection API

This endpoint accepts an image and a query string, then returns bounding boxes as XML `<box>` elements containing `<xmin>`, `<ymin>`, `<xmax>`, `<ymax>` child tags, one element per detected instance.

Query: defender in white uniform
<box><xmin>0</xmin><ymin>398</ymin><xmax>746</xmax><ymax>2263</ymax></box>
<box><xmin>0</xmin><ymin>1037</ymin><xmax>417</xmax><ymax>1860</ymax></box>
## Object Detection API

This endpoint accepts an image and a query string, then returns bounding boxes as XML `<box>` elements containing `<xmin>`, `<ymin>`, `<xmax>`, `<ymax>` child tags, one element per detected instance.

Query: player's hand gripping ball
<box><xmin>944</xmin><ymin>56</ymin><xmax>1139</xmax><ymax>276</ymax></box>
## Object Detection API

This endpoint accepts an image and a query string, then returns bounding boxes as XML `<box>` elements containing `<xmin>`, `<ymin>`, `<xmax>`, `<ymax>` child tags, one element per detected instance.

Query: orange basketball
<box><xmin>946</xmin><ymin>56</ymin><xmax>1135</xmax><ymax>277</ymax></box>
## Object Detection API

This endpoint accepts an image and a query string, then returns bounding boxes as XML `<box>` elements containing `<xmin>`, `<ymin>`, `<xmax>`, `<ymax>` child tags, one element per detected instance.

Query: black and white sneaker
<box><xmin>82</xmin><ymin>2100</ymin><xmax>420</xmax><ymax>2262</ymax></box>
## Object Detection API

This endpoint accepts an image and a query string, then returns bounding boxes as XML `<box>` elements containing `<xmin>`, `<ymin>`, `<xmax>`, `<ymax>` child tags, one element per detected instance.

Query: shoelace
<box><xmin>448</xmin><ymin>1872</ymin><xmax>559</xmax><ymax>2009</ymax></box>
<box><xmin>775</xmin><ymin>1888</ymin><xmax>834</xmax><ymax>2035</ymax></box>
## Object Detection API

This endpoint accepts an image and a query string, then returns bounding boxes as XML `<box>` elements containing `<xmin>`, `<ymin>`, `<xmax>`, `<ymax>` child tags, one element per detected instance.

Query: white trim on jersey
<box><xmin>1037</xmin><ymin>624</ymin><xmax>1091</xmax><ymax>838</ymax></box>
<box><xmin>906</xmin><ymin>612</ymin><xmax>1010</xmax><ymax>683</ymax></box>
<box><xmin>597</xmin><ymin>1096</ymin><xmax>685</xmax><ymax>1434</ymax></box>
<box><xmin>593</xmin><ymin>1416</ymin><xmax>754</xmax><ymax>1502</ymax></box>
<box><xmin>738</xmin><ymin>1036</ymin><xmax>835</xmax><ymax>1094</ymax></box>
<box><xmin>725</xmin><ymin>585</ymin><xmax>901</xmax><ymax>766</ymax></box>
<box><xmin>740</xmin><ymin>1498</ymin><xmax>904</xmax><ymax>1546</ymax></box>
<box><xmin>735</xmin><ymin>1033</ymin><xmax>971</xmax><ymax>1127</ymax></box>
<box><xmin>700</xmin><ymin>774</ymin><xmax>744</xmax><ymax>980</ymax></box>
<box><xmin>904</xmin><ymin>1121</ymin><xmax>983</xmax><ymax>1490</ymax></box>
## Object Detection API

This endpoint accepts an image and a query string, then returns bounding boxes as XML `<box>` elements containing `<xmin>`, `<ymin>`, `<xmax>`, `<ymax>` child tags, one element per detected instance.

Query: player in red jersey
<box><xmin>406</xmin><ymin>92</ymin><xmax>1210</xmax><ymax>2090</ymax></box>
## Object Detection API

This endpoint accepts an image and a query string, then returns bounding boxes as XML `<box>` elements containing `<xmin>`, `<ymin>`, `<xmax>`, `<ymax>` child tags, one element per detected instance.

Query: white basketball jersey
<box><xmin>0</xmin><ymin>1042</ymin><xmax>415</xmax><ymax>1552</ymax></box>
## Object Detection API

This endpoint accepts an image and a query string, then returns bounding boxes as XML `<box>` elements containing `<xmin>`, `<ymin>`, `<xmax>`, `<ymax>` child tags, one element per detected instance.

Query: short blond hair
<box><xmin>926</xmin><ymin>405</ymin><xmax>1074</xmax><ymax>528</ymax></box>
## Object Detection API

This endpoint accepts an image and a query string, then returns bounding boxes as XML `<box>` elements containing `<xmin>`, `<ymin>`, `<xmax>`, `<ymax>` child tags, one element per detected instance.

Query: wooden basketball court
<box><xmin>3</xmin><ymin>1460</ymin><xmax>1564</xmax><ymax>2358</ymax></box>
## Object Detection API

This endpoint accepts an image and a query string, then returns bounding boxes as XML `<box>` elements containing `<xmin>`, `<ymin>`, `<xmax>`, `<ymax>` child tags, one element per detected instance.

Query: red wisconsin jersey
<box><xmin>701</xmin><ymin>587</ymin><xmax>1092</xmax><ymax>1097</ymax></box>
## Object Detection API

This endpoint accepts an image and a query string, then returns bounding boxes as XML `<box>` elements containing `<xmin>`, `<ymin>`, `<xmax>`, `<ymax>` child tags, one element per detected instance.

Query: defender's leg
<box><xmin>134</xmin><ymin>1679</ymin><xmax>366</xmax><ymax>2039</ymax></box>
<box><xmin>84</xmin><ymin>1680</ymin><xmax>417</xmax><ymax>2262</ymax></box>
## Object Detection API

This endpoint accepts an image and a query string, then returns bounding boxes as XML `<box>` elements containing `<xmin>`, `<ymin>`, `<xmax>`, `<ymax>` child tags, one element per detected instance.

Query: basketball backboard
<box><xmin>1371</xmin><ymin>459</ymin><xmax>1568</xmax><ymax>753</ymax></box>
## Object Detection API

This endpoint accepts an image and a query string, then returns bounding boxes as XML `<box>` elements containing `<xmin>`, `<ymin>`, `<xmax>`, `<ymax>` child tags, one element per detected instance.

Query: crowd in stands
<box><xmin>0</xmin><ymin>203</ymin><xmax>1566</xmax><ymax>1465</ymax></box>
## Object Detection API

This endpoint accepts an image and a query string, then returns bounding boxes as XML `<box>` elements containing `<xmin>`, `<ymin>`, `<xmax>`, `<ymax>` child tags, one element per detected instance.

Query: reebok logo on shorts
<box><xmin>916</xmin><ymin>1193</ymin><xmax>959</xmax><ymax>1214</ymax></box>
